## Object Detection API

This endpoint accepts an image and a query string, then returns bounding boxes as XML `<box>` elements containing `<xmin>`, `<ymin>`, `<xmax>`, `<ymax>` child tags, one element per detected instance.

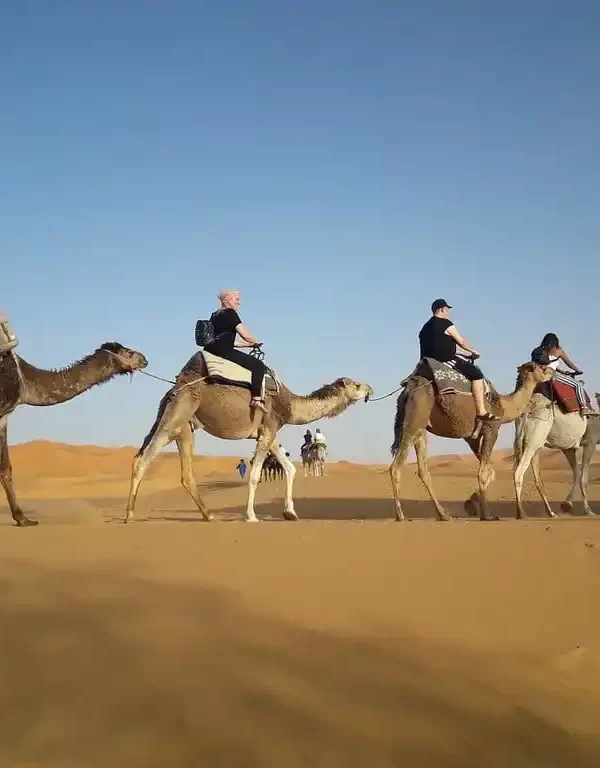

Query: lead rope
<box><xmin>367</xmin><ymin>386</ymin><xmax>402</xmax><ymax>402</ymax></box>
<box><xmin>105</xmin><ymin>351</ymin><xmax>208</xmax><ymax>390</ymax></box>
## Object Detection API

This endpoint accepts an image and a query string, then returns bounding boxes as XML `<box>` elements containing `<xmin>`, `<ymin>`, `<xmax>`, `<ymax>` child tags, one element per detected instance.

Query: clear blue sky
<box><xmin>3</xmin><ymin>0</ymin><xmax>599</xmax><ymax>463</ymax></box>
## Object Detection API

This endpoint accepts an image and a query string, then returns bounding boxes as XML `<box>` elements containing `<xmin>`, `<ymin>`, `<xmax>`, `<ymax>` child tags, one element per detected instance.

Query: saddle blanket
<box><xmin>551</xmin><ymin>379</ymin><xmax>582</xmax><ymax>414</ymax></box>
<box><xmin>200</xmin><ymin>350</ymin><xmax>279</xmax><ymax>393</ymax></box>
<box><xmin>404</xmin><ymin>358</ymin><xmax>491</xmax><ymax>397</ymax></box>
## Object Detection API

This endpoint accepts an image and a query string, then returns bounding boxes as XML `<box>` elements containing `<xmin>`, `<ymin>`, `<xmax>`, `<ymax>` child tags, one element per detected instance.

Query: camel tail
<box><xmin>135</xmin><ymin>388</ymin><xmax>175</xmax><ymax>457</ymax></box>
<box><xmin>390</xmin><ymin>393</ymin><xmax>406</xmax><ymax>457</ymax></box>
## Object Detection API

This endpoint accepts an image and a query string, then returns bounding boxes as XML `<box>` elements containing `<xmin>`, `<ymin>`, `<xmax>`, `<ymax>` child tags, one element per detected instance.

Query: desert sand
<box><xmin>2</xmin><ymin>439</ymin><xmax>600</xmax><ymax>766</ymax></box>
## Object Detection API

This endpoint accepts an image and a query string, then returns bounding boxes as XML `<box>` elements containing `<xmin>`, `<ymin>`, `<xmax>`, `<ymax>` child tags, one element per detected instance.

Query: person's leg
<box><xmin>209</xmin><ymin>346</ymin><xmax>266</xmax><ymax>406</ymax></box>
<box><xmin>554</xmin><ymin>371</ymin><xmax>589</xmax><ymax>413</ymax></box>
<box><xmin>452</xmin><ymin>359</ymin><xmax>497</xmax><ymax>420</ymax></box>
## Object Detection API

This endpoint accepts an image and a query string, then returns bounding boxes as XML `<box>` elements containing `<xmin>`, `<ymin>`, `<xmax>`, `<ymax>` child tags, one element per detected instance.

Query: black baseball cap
<box><xmin>431</xmin><ymin>298</ymin><xmax>452</xmax><ymax>312</ymax></box>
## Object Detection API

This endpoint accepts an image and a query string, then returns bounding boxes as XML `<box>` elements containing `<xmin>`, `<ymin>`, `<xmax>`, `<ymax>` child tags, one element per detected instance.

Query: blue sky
<box><xmin>2</xmin><ymin>0</ymin><xmax>599</xmax><ymax>463</ymax></box>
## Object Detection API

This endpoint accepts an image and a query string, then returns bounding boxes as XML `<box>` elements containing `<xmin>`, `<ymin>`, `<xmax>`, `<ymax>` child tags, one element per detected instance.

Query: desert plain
<box><xmin>1</xmin><ymin>439</ymin><xmax>600</xmax><ymax>767</ymax></box>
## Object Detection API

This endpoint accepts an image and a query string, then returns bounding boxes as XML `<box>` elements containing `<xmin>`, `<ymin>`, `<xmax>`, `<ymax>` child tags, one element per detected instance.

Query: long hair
<box><xmin>540</xmin><ymin>333</ymin><xmax>559</xmax><ymax>351</ymax></box>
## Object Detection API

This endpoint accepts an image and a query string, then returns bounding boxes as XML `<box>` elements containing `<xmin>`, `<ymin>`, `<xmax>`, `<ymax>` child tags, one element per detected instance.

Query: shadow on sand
<box><xmin>0</xmin><ymin>562</ymin><xmax>598</xmax><ymax>767</ymax></box>
<box><xmin>118</xmin><ymin>497</ymin><xmax>600</xmax><ymax>524</ymax></box>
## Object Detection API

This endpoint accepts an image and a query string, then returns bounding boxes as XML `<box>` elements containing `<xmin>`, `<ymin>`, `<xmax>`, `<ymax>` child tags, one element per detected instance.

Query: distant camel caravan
<box><xmin>302</xmin><ymin>442</ymin><xmax>327</xmax><ymax>477</ymax></box>
<box><xmin>0</xmin><ymin>341</ymin><xmax>148</xmax><ymax>526</ymax></box>
<box><xmin>389</xmin><ymin>359</ymin><xmax>553</xmax><ymax>522</ymax></box>
<box><xmin>125</xmin><ymin>348</ymin><xmax>372</xmax><ymax>522</ymax></box>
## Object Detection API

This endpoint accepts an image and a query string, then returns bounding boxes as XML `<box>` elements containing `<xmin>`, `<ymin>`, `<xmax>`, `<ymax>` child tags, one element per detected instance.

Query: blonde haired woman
<box><xmin>202</xmin><ymin>289</ymin><xmax>267</xmax><ymax>412</ymax></box>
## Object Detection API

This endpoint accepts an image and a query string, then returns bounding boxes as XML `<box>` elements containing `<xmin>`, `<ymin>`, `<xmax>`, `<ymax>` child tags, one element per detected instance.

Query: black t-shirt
<box><xmin>419</xmin><ymin>317</ymin><xmax>456</xmax><ymax>362</ymax></box>
<box><xmin>209</xmin><ymin>308</ymin><xmax>241</xmax><ymax>349</ymax></box>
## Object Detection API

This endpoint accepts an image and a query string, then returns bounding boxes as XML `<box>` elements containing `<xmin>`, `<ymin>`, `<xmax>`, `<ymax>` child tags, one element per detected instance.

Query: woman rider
<box><xmin>203</xmin><ymin>289</ymin><xmax>268</xmax><ymax>413</ymax></box>
<box><xmin>531</xmin><ymin>333</ymin><xmax>590</xmax><ymax>415</ymax></box>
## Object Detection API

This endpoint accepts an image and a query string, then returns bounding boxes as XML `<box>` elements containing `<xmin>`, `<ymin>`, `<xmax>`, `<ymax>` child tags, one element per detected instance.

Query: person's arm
<box><xmin>558</xmin><ymin>348</ymin><xmax>583</xmax><ymax>374</ymax></box>
<box><xmin>446</xmin><ymin>325</ymin><xmax>481</xmax><ymax>358</ymax></box>
<box><xmin>234</xmin><ymin>322</ymin><xmax>261</xmax><ymax>347</ymax></box>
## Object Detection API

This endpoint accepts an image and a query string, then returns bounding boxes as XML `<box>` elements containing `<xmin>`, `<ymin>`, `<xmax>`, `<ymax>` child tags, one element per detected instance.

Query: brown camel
<box><xmin>0</xmin><ymin>342</ymin><xmax>148</xmax><ymax>526</ymax></box>
<box><xmin>125</xmin><ymin>351</ymin><xmax>372</xmax><ymax>522</ymax></box>
<box><xmin>389</xmin><ymin>361</ymin><xmax>553</xmax><ymax>522</ymax></box>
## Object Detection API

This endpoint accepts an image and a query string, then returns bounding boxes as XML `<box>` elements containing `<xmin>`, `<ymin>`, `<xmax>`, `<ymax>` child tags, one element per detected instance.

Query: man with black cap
<box><xmin>418</xmin><ymin>299</ymin><xmax>498</xmax><ymax>423</ymax></box>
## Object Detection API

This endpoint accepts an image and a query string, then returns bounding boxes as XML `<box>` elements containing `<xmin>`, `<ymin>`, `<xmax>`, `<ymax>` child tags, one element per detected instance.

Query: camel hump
<box><xmin>0</xmin><ymin>311</ymin><xmax>18</xmax><ymax>355</ymax></box>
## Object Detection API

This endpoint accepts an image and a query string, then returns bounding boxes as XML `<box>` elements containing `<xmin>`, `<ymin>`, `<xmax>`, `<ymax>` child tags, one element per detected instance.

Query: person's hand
<box><xmin>574</xmin><ymin>369</ymin><xmax>583</xmax><ymax>375</ymax></box>
<box><xmin>470</xmin><ymin>350</ymin><xmax>481</xmax><ymax>360</ymax></box>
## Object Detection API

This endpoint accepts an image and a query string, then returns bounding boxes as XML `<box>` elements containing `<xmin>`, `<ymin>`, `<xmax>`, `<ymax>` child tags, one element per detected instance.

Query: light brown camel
<box><xmin>0</xmin><ymin>342</ymin><xmax>148</xmax><ymax>526</ymax></box>
<box><xmin>125</xmin><ymin>351</ymin><xmax>372</xmax><ymax>522</ymax></box>
<box><xmin>389</xmin><ymin>361</ymin><xmax>553</xmax><ymax>522</ymax></box>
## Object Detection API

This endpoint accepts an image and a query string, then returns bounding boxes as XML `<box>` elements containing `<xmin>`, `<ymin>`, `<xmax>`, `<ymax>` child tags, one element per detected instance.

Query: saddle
<box><xmin>199</xmin><ymin>349</ymin><xmax>280</xmax><ymax>396</ymax></box>
<box><xmin>402</xmin><ymin>358</ymin><xmax>491</xmax><ymax>398</ymax></box>
<box><xmin>535</xmin><ymin>379</ymin><xmax>592</xmax><ymax>415</ymax></box>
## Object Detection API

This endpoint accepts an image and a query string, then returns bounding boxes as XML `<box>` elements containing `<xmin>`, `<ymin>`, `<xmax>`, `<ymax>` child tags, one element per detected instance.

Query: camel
<box><xmin>389</xmin><ymin>360</ymin><xmax>553</xmax><ymax>521</ymax></box>
<box><xmin>0</xmin><ymin>342</ymin><xmax>148</xmax><ymax>526</ymax></box>
<box><xmin>301</xmin><ymin>443</ymin><xmax>313</xmax><ymax>477</ymax></box>
<box><xmin>125</xmin><ymin>350</ymin><xmax>372</xmax><ymax>522</ymax></box>
<box><xmin>305</xmin><ymin>442</ymin><xmax>327</xmax><ymax>477</ymax></box>
<box><xmin>513</xmin><ymin>387</ymin><xmax>600</xmax><ymax>519</ymax></box>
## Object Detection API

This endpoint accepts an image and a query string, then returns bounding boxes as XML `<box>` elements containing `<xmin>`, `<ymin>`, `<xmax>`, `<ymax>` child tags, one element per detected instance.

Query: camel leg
<box><xmin>561</xmin><ymin>447</ymin><xmax>580</xmax><ymax>515</ymax></box>
<box><xmin>390</xmin><ymin>438</ymin><xmax>412</xmax><ymax>521</ymax></box>
<box><xmin>414</xmin><ymin>432</ymin><xmax>450</xmax><ymax>521</ymax></box>
<box><xmin>245</xmin><ymin>435</ymin><xmax>274</xmax><ymax>522</ymax></box>
<box><xmin>0</xmin><ymin>418</ymin><xmax>37</xmax><ymax>527</ymax></box>
<box><xmin>531</xmin><ymin>451</ymin><xmax>557</xmax><ymax>518</ymax></box>
<box><xmin>175</xmin><ymin>422</ymin><xmax>211</xmax><ymax>521</ymax></box>
<box><xmin>270</xmin><ymin>443</ymin><xmax>298</xmax><ymax>520</ymax></box>
<box><xmin>513</xmin><ymin>444</ymin><xmax>541</xmax><ymax>520</ymax></box>
<box><xmin>472</xmin><ymin>427</ymin><xmax>500</xmax><ymax>522</ymax></box>
<box><xmin>463</xmin><ymin>436</ymin><xmax>482</xmax><ymax>518</ymax></box>
<box><xmin>579</xmin><ymin>441</ymin><xmax>596</xmax><ymax>516</ymax></box>
<box><xmin>125</xmin><ymin>391</ymin><xmax>198</xmax><ymax>522</ymax></box>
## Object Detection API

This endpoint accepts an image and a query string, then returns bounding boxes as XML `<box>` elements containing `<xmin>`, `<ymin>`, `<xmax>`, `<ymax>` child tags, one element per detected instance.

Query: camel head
<box><xmin>98</xmin><ymin>342</ymin><xmax>148</xmax><ymax>374</ymax></box>
<box><xmin>515</xmin><ymin>362</ymin><xmax>553</xmax><ymax>388</ymax></box>
<box><xmin>333</xmin><ymin>377</ymin><xmax>374</xmax><ymax>403</ymax></box>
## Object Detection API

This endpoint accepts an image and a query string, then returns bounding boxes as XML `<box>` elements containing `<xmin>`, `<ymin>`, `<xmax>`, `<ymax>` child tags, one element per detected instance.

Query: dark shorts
<box><xmin>449</xmin><ymin>358</ymin><xmax>484</xmax><ymax>382</ymax></box>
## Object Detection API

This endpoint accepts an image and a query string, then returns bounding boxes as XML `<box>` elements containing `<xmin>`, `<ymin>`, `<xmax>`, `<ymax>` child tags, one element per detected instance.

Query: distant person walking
<box><xmin>236</xmin><ymin>459</ymin><xmax>247</xmax><ymax>480</ymax></box>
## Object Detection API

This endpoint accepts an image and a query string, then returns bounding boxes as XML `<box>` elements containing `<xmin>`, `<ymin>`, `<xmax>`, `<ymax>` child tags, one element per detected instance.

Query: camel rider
<box><xmin>314</xmin><ymin>428</ymin><xmax>326</xmax><ymax>446</ymax></box>
<box><xmin>202</xmin><ymin>289</ymin><xmax>268</xmax><ymax>413</ymax></box>
<box><xmin>418</xmin><ymin>299</ymin><xmax>498</xmax><ymax>423</ymax></box>
<box><xmin>530</xmin><ymin>333</ymin><xmax>592</xmax><ymax>415</ymax></box>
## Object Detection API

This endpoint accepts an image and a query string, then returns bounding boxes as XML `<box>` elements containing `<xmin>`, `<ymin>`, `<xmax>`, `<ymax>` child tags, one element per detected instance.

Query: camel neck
<box><xmin>500</xmin><ymin>375</ymin><xmax>537</xmax><ymax>420</ymax></box>
<box><xmin>18</xmin><ymin>352</ymin><xmax>120</xmax><ymax>406</ymax></box>
<box><xmin>287</xmin><ymin>390</ymin><xmax>351</xmax><ymax>426</ymax></box>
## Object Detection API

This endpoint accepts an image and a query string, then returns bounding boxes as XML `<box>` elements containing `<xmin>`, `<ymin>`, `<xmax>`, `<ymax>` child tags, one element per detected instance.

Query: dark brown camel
<box><xmin>0</xmin><ymin>342</ymin><xmax>147</xmax><ymax>526</ymax></box>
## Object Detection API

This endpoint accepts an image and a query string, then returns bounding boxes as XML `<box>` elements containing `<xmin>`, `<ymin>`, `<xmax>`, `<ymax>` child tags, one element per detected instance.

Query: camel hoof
<box><xmin>584</xmin><ymin>508</ymin><xmax>596</xmax><ymax>517</ymax></box>
<box><xmin>283</xmin><ymin>510</ymin><xmax>298</xmax><ymax>521</ymax></box>
<box><xmin>123</xmin><ymin>517</ymin><xmax>135</xmax><ymax>524</ymax></box>
<box><xmin>560</xmin><ymin>502</ymin><xmax>574</xmax><ymax>515</ymax></box>
<box><xmin>246</xmin><ymin>518</ymin><xmax>260</xmax><ymax>523</ymax></box>
<box><xmin>16</xmin><ymin>517</ymin><xmax>38</xmax><ymax>527</ymax></box>
<box><xmin>480</xmin><ymin>516</ymin><xmax>500</xmax><ymax>522</ymax></box>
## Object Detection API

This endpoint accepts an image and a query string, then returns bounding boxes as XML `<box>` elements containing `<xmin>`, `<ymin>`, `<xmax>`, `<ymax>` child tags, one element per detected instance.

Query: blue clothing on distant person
<box><xmin>237</xmin><ymin>459</ymin><xmax>247</xmax><ymax>479</ymax></box>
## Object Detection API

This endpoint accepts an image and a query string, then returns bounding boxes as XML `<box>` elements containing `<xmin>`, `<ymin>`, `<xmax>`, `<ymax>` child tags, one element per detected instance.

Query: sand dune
<box><xmin>1</xmin><ymin>439</ymin><xmax>600</xmax><ymax>766</ymax></box>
